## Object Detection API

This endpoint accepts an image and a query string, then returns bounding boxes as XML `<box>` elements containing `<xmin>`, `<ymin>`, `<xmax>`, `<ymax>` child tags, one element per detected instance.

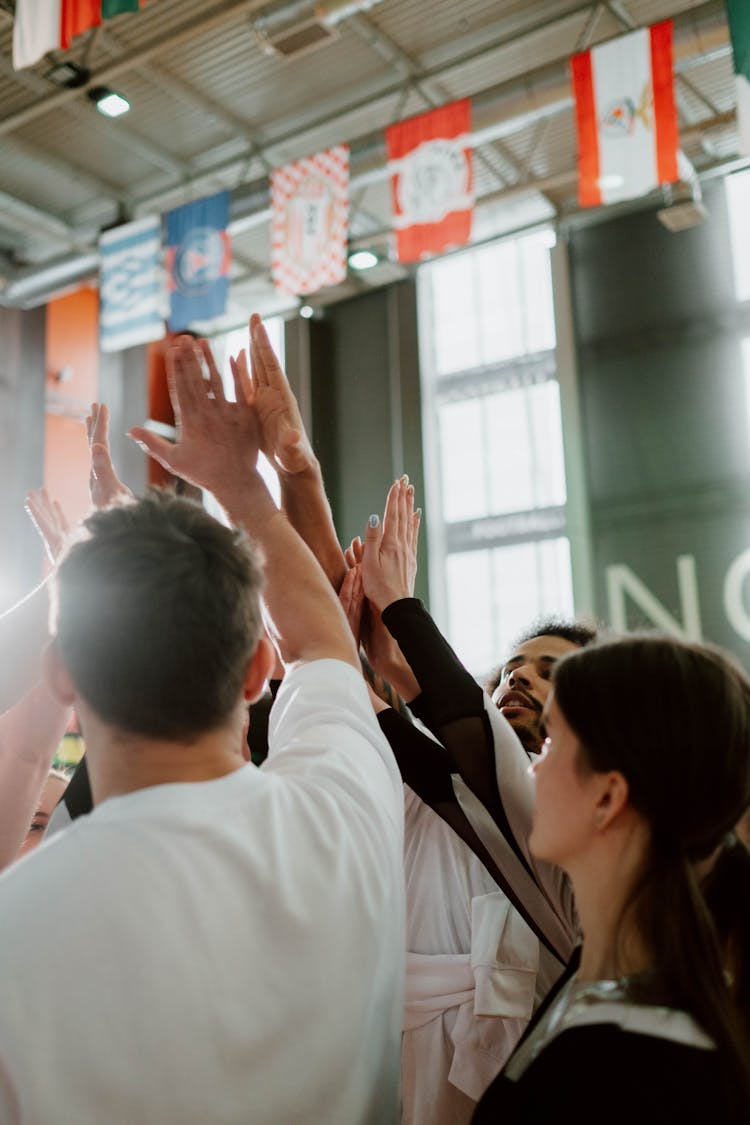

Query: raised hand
<box><xmin>338</xmin><ymin>564</ymin><xmax>365</xmax><ymax>646</ymax></box>
<box><xmin>235</xmin><ymin>313</ymin><xmax>317</xmax><ymax>477</ymax></box>
<box><xmin>24</xmin><ymin>488</ymin><xmax>70</xmax><ymax>564</ymax></box>
<box><xmin>86</xmin><ymin>402</ymin><xmax>133</xmax><ymax>509</ymax></box>
<box><xmin>361</xmin><ymin>476</ymin><xmax>421</xmax><ymax>613</ymax></box>
<box><xmin>129</xmin><ymin>335</ymin><xmax>262</xmax><ymax>502</ymax></box>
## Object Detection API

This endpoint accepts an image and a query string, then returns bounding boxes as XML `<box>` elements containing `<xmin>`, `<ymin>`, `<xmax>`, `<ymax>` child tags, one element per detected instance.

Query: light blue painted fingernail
<box><xmin>369</xmin><ymin>514</ymin><xmax>379</xmax><ymax>528</ymax></box>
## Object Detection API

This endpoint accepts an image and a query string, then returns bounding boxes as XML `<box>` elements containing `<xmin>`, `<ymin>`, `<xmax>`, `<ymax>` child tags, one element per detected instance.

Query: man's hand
<box><xmin>234</xmin><ymin>313</ymin><xmax>317</xmax><ymax>477</ymax></box>
<box><xmin>348</xmin><ymin>531</ymin><xmax>419</xmax><ymax>703</ymax></box>
<box><xmin>86</xmin><ymin>403</ymin><xmax>133</xmax><ymax>509</ymax></box>
<box><xmin>338</xmin><ymin>564</ymin><xmax>365</xmax><ymax>646</ymax></box>
<box><xmin>361</xmin><ymin>476</ymin><xmax>421</xmax><ymax>613</ymax></box>
<box><xmin>24</xmin><ymin>488</ymin><xmax>70</xmax><ymax>564</ymax></box>
<box><xmin>129</xmin><ymin>336</ymin><xmax>262</xmax><ymax>503</ymax></box>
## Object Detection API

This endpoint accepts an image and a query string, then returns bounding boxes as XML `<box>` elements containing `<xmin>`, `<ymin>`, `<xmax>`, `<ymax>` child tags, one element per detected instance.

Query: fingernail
<box><xmin>400</xmin><ymin>474</ymin><xmax>409</xmax><ymax>485</ymax></box>
<box><xmin>368</xmin><ymin>514</ymin><xmax>379</xmax><ymax>528</ymax></box>
<box><xmin>415</xmin><ymin>508</ymin><xmax>422</xmax><ymax>518</ymax></box>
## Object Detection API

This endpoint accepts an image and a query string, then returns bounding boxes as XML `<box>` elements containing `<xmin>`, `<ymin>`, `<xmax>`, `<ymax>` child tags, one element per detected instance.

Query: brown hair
<box><xmin>553</xmin><ymin>634</ymin><xmax>750</xmax><ymax>1108</ymax></box>
<box><xmin>53</xmin><ymin>490</ymin><xmax>264</xmax><ymax>741</ymax></box>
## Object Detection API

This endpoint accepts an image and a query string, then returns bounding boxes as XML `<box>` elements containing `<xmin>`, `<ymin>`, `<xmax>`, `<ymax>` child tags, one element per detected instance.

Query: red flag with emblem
<box><xmin>386</xmin><ymin>99</ymin><xmax>474</xmax><ymax>264</ymax></box>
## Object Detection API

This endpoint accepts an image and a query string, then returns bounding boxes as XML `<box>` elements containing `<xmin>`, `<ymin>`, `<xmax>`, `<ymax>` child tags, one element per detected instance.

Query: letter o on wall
<box><xmin>724</xmin><ymin>548</ymin><xmax>750</xmax><ymax>643</ymax></box>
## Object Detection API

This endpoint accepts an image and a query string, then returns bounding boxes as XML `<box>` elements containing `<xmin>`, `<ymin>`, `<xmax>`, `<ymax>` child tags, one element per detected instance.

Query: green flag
<box><xmin>101</xmin><ymin>1</ymin><xmax>142</xmax><ymax>18</ymax></box>
<box><xmin>727</xmin><ymin>0</ymin><xmax>750</xmax><ymax>155</ymax></box>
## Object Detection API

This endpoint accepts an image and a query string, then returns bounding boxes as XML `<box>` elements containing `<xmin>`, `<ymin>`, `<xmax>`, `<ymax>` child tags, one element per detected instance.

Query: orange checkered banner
<box><xmin>386</xmin><ymin>98</ymin><xmax>474</xmax><ymax>264</ymax></box>
<box><xmin>271</xmin><ymin>145</ymin><xmax>350</xmax><ymax>297</ymax></box>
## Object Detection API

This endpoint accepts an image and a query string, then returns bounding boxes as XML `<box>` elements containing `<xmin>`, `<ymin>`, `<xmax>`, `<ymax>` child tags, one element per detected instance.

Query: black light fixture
<box><xmin>87</xmin><ymin>86</ymin><xmax>131</xmax><ymax>118</ymax></box>
<box><xmin>45</xmin><ymin>61</ymin><xmax>91</xmax><ymax>88</ymax></box>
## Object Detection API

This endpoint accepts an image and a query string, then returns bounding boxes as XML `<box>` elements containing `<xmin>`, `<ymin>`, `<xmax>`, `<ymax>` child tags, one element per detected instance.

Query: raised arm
<box><xmin>0</xmin><ymin>488</ymin><xmax>73</xmax><ymax>867</ymax></box>
<box><xmin>130</xmin><ymin>329</ymin><xmax>358</xmax><ymax>671</ymax></box>
<box><xmin>360</xmin><ymin>495</ymin><xmax>575</xmax><ymax>943</ymax></box>
<box><xmin>86</xmin><ymin>402</ymin><xmax>134</xmax><ymax>509</ymax></box>
<box><xmin>232</xmin><ymin>315</ymin><xmax>347</xmax><ymax>591</ymax></box>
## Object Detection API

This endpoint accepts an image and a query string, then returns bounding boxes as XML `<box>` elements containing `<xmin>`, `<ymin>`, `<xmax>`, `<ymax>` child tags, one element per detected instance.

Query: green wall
<box><xmin>569</xmin><ymin>184</ymin><xmax>750</xmax><ymax>665</ymax></box>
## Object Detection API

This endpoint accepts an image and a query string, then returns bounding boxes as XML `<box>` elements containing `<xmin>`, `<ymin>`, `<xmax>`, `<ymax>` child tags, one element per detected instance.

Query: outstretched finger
<box><xmin>52</xmin><ymin>498</ymin><xmax>71</xmax><ymax>535</ymax></box>
<box><xmin>398</xmin><ymin>478</ymin><xmax>413</xmax><ymax>544</ymax></box>
<box><xmin>339</xmin><ymin>565</ymin><xmax>364</xmax><ymax>643</ymax></box>
<box><xmin>200</xmin><ymin>339</ymin><xmax>225</xmax><ymax>403</ymax></box>
<box><xmin>249</xmin><ymin>314</ymin><xmax>269</xmax><ymax>389</ymax></box>
<box><xmin>410</xmin><ymin>507</ymin><xmax>421</xmax><ymax>556</ymax></box>
<box><xmin>89</xmin><ymin>402</ymin><xmax>110</xmax><ymax>450</ymax></box>
<box><xmin>251</xmin><ymin>314</ymin><xmax>287</xmax><ymax>391</ymax></box>
<box><xmin>381</xmin><ymin>479</ymin><xmax>402</xmax><ymax>545</ymax></box>
<box><xmin>129</xmin><ymin>427</ymin><xmax>180</xmax><ymax>476</ymax></box>
<box><xmin>166</xmin><ymin>339</ymin><xmax>205</xmax><ymax>431</ymax></box>
<box><xmin>344</xmin><ymin>537</ymin><xmax>363</xmax><ymax>569</ymax></box>
<box><xmin>231</xmin><ymin>349</ymin><xmax>253</xmax><ymax>406</ymax></box>
<box><xmin>362</xmin><ymin>512</ymin><xmax>382</xmax><ymax>563</ymax></box>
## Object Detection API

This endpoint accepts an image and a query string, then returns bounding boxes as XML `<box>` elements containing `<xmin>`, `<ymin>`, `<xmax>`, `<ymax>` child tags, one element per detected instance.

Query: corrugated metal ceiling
<box><xmin>0</xmin><ymin>0</ymin><xmax>742</xmax><ymax>315</ymax></box>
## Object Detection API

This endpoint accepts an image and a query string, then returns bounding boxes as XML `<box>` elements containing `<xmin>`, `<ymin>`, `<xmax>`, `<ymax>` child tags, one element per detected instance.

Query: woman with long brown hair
<box><xmin>473</xmin><ymin>634</ymin><xmax>750</xmax><ymax>1123</ymax></box>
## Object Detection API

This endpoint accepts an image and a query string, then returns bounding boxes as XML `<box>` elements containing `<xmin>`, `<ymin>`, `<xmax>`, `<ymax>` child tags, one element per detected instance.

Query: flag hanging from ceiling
<box><xmin>99</xmin><ymin>216</ymin><xmax>165</xmax><ymax>353</ymax></box>
<box><xmin>13</xmin><ymin>1</ymin><xmax>146</xmax><ymax>70</ymax></box>
<box><xmin>271</xmin><ymin>146</ymin><xmax>349</xmax><ymax>296</ymax></box>
<box><xmin>385</xmin><ymin>99</ymin><xmax>474</xmax><ymax>263</ymax></box>
<box><xmin>726</xmin><ymin>0</ymin><xmax>750</xmax><ymax>156</ymax></box>
<box><xmin>571</xmin><ymin>21</ymin><xmax>679</xmax><ymax>208</ymax></box>
<box><xmin>165</xmin><ymin>191</ymin><xmax>231</xmax><ymax>331</ymax></box>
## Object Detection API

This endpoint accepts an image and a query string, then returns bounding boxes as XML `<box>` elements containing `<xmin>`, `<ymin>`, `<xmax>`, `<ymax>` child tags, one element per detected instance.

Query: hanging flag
<box><xmin>271</xmin><ymin>146</ymin><xmax>349</xmax><ymax>296</ymax></box>
<box><xmin>571</xmin><ymin>21</ymin><xmax>679</xmax><ymax>208</ymax></box>
<box><xmin>99</xmin><ymin>216</ymin><xmax>165</xmax><ymax>353</ymax></box>
<box><xmin>385</xmin><ymin>99</ymin><xmax>473</xmax><ymax>264</ymax></box>
<box><xmin>13</xmin><ymin>1</ymin><xmax>146</xmax><ymax>70</ymax></box>
<box><xmin>727</xmin><ymin>0</ymin><xmax>750</xmax><ymax>156</ymax></box>
<box><xmin>164</xmin><ymin>191</ymin><xmax>231</xmax><ymax>331</ymax></box>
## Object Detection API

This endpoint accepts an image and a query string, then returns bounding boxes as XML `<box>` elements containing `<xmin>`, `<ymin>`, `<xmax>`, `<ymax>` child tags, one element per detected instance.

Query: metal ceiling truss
<box><xmin>0</xmin><ymin>0</ymin><xmax>739</xmax><ymax>307</ymax></box>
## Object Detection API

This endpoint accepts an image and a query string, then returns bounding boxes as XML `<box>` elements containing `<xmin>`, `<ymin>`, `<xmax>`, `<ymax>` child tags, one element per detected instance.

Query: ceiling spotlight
<box><xmin>45</xmin><ymin>61</ymin><xmax>90</xmax><ymax>88</ymax></box>
<box><xmin>299</xmin><ymin>305</ymin><xmax>314</xmax><ymax>319</ymax></box>
<box><xmin>348</xmin><ymin>249</ymin><xmax>379</xmax><ymax>271</ymax></box>
<box><xmin>88</xmin><ymin>87</ymin><xmax>130</xmax><ymax>118</ymax></box>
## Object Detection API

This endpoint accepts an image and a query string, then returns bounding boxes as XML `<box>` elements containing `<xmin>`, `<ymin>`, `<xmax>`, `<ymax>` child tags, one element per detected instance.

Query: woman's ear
<box><xmin>42</xmin><ymin>641</ymin><xmax>77</xmax><ymax>706</ymax></box>
<box><xmin>594</xmin><ymin>770</ymin><xmax>630</xmax><ymax>831</ymax></box>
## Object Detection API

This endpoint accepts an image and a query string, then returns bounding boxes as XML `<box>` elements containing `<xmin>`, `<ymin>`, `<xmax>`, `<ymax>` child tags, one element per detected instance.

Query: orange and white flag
<box><xmin>270</xmin><ymin>146</ymin><xmax>349</xmax><ymax>297</ymax></box>
<box><xmin>571</xmin><ymin>21</ymin><xmax>679</xmax><ymax>208</ymax></box>
<box><xmin>386</xmin><ymin>99</ymin><xmax>474</xmax><ymax>263</ymax></box>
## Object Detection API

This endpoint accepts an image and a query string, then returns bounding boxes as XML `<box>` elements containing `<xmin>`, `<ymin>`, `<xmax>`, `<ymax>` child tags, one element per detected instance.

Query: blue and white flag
<box><xmin>165</xmin><ymin>191</ymin><xmax>231</xmax><ymax>331</ymax></box>
<box><xmin>99</xmin><ymin>216</ymin><xmax>165</xmax><ymax>353</ymax></box>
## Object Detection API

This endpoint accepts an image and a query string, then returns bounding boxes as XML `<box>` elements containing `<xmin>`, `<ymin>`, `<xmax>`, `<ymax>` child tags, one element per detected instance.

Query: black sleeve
<box><xmin>377</xmin><ymin>705</ymin><xmax>546</xmax><ymax>940</ymax></box>
<box><xmin>377</xmin><ymin>708</ymin><xmax>455</xmax><ymax>805</ymax></box>
<box><xmin>381</xmin><ymin>598</ymin><xmax>511</xmax><ymax>828</ymax></box>
<box><xmin>60</xmin><ymin>755</ymin><xmax>93</xmax><ymax>820</ymax></box>
<box><xmin>382</xmin><ymin>598</ymin><xmax>484</xmax><ymax>729</ymax></box>
<box><xmin>376</xmin><ymin>707</ymin><xmax>503</xmax><ymax>879</ymax></box>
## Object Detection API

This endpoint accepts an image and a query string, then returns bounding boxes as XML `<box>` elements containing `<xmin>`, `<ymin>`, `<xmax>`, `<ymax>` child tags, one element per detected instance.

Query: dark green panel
<box><xmin>571</xmin><ymin>184</ymin><xmax>735</xmax><ymax>344</ymax></box>
<box><xmin>300</xmin><ymin>280</ymin><xmax>429</xmax><ymax>605</ymax></box>
<box><xmin>580</xmin><ymin>334</ymin><xmax>748</xmax><ymax>504</ymax></box>
<box><xmin>593</xmin><ymin>509</ymin><xmax>750</xmax><ymax>672</ymax></box>
<box><xmin>569</xmin><ymin>182</ymin><xmax>750</xmax><ymax>660</ymax></box>
<box><xmin>0</xmin><ymin>306</ymin><xmax>47</xmax><ymax>601</ymax></box>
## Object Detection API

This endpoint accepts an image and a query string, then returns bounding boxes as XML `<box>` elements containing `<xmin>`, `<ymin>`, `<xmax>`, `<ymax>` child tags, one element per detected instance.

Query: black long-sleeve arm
<box><xmin>380</xmin><ymin>597</ymin><xmax>525</xmax><ymax>862</ymax></box>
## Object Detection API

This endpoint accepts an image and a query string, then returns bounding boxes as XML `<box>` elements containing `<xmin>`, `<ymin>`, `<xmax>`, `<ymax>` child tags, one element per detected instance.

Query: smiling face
<box><xmin>491</xmin><ymin>634</ymin><xmax>581</xmax><ymax>753</ymax></box>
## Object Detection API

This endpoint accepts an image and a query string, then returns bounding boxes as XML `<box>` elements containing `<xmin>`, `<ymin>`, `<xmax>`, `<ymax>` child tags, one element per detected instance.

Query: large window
<box><xmin>727</xmin><ymin>169</ymin><xmax>750</xmax><ymax>304</ymax></box>
<box><xmin>418</xmin><ymin>231</ymin><xmax>573</xmax><ymax>675</ymax></box>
